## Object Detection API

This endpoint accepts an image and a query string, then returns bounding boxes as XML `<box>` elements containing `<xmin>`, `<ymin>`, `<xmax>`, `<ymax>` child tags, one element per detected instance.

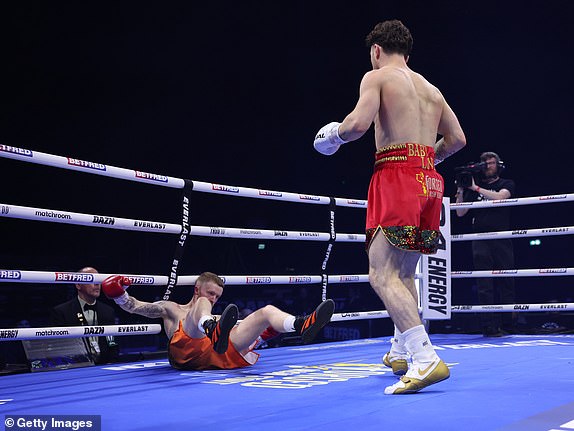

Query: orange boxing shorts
<box><xmin>168</xmin><ymin>321</ymin><xmax>259</xmax><ymax>370</ymax></box>
<box><xmin>366</xmin><ymin>143</ymin><xmax>443</xmax><ymax>254</ymax></box>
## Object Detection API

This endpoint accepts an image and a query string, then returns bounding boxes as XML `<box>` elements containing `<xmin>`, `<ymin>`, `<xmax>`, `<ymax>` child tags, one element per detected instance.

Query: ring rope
<box><xmin>452</xmin><ymin>268</ymin><xmax>574</xmax><ymax>278</ymax></box>
<box><xmin>0</xmin><ymin>324</ymin><xmax>162</xmax><ymax>341</ymax></box>
<box><xmin>452</xmin><ymin>226</ymin><xmax>574</xmax><ymax>241</ymax></box>
<box><xmin>0</xmin><ymin>144</ymin><xmax>367</xmax><ymax>208</ymax></box>
<box><xmin>0</xmin><ymin>270</ymin><xmax>373</xmax><ymax>285</ymax></box>
<box><xmin>450</xmin><ymin>193</ymin><xmax>574</xmax><ymax>209</ymax></box>
<box><xmin>0</xmin><ymin>202</ymin><xmax>365</xmax><ymax>243</ymax></box>
<box><xmin>452</xmin><ymin>304</ymin><xmax>574</xmax><ymax>313</ymax></box>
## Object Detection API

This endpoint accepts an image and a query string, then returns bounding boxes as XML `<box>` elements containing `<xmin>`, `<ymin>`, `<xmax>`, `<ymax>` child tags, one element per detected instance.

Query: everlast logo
<box><xmin>539</xmin><ymin>304</ymin><xmax>567</xmax><ymax>309</ymax></box>
<box><xmin>67</xmin><ymin>158</ymin><xmax>106</xmax><ymax>171</ymax></box>
<box><xmin>93</xmin><ymin>216</ymin><xmax>115</xmax><ymax>225</ymax></box>
<box><xmin>514</xmin><ymin>305</ymin><xmax>529</xmax><ymax>310</ymax></box>
<box><xmin>541</xmin><ymin>228</ymin><xmax>569</xmax><ymax>233</ymax></box>
<box><xmin>539</xmin><ymin>195</ymin><xmax>567</xmax><ymax>200</ymax></box>
<box><xmin>426</xmin><ymin>256</ymin><xmax>448</xmax><ymax>315</ymax></box>
<box><xmin>0</xmin><ymin>144</ymin><xmax>32</xmax><ymax>156</ymax></box>
<box><xmin>118</xmin><ymin>325</ymin><xmax>149</xmax><ymax>333</ymax></box>
<box><xmin>299</xmin><ymin>232</ymin><xmax>320</xmax><ymax>237</ymax></box>
<box><xmin>84</xmin><ymin>327</ymin><xmax>105</xmax><ymax>335</ymax></box>
<box><xmin>0</xmin><ymin>270</ymin><xmax>21</xmax><ymax>280</ymax></box>
<box><xmin>133</xmin><ymin>221</ymin><xmax>166</xmax><ymax>230</ymax></box>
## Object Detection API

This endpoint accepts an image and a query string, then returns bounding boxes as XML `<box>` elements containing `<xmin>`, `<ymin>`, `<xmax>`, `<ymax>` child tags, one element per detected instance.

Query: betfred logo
<box><xmin>67</xmin><ymin>158</ymin><xmax>106</xmax><ymax>171</ymax></box>
<box><xmin>339</xmin><ymin>275</ymin><xmax>360</xmax><ymax>282</ymax></box>
<box><xmin>299</xmin><ymin>194</ymin><xmax>320</xmax><ymax>201</ymax></box>
<box><xmin>0</xmin><ymin>270</ymin><xmax>21</xmax><ymax>280</ymax></box>
<box><xmin>288</xmin><ymin>276</ymin><xmax>312</xmax><ymax>283</ymax></box>
<box><xmin>135</xmin><ymin>171</ymin><xmax>168</xmax><ymax>182</ymax></box>
<box><xmin>246</xmin><ymin>277</ymin><xmax>272</xmax><ymax>284</ymax></box>
<box><xmin>126</xmin><ymin>276</ymin><xmax>155</xmax><ymax>284</ymax></box>
<box><xmin>539</xmin><ymin>268</ymin><xmax>567</xmax><ymax>274</ymax></box>
<box><xmin>55</xmin><ymin>272</ymin><xmax>95</xmax><ymax>283</ymax></box>
<box><xmin>259</xmin><ymin>190</ymin><xmax>283</xmax><ymax>197</ymax></box>
<box><xmin>0</xmin><ymin>144</ymin><xmax>32</xmax><ymax>157</ymax></box>
<box><xmin>346</xmin><ymin>200</ymin><xmax>366</xmax><ymax>206</ymax></box>
<box><xmin>212</xmin><ymin>184</ymin><xmax>239</xmax><ymax>193</ymax></box>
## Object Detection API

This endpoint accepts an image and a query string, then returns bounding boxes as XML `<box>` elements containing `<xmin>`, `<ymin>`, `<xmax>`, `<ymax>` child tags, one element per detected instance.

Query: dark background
<box><xmin>1</xmin><ymin>1</ymin><xmax>573</xmax><ymax>344</ymax></box>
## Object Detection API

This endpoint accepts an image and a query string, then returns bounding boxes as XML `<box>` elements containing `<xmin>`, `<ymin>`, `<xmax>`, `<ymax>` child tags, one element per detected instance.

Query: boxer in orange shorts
<box><xmin>102</xmin><ymin>272</ymin><xmax>334</xmax><ymax>370</ymax></box>
<box><xmin>365</xmin><ymin>142</ymin><xmax>444</xmax><ymax>254</ymax></box>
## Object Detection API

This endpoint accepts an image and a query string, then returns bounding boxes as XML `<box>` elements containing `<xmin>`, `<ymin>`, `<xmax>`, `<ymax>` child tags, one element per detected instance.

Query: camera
<box><xmin>454</xmin><ymin>161</ymin><xmax>486</xmax><ymax>188</ymax></box>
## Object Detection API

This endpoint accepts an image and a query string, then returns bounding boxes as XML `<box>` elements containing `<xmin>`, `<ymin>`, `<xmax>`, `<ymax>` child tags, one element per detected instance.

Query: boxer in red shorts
<box><xmin>101</xmin><ymin>272</ymin><xmax>334</xmax><ymax>370</ymax></box>
<box><xmin>313</xmin><ymin>20</ymin><xmax>466</xmax><ymax>394</ymax></box>
<box><xmin>365</xmin><ymin>142</ymin><xmax>444</xmax><ymax>254</ymax></box>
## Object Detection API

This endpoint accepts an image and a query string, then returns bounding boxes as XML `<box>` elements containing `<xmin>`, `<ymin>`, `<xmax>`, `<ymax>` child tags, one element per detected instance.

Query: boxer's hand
<box><xmin>102</xmin><ymin>275</ymin><xmax>131</xmax><ymax>305</ymax></box>
<box><xmin>313</xmin><ymin>122</ymin><xmax>347</xmax><ymax>155</ymax></box>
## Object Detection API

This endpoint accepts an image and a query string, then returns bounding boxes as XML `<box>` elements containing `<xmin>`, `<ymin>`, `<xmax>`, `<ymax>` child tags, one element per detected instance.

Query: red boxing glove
<box><xmin>102</xmin><ymin>275</ymin><xmax>131</xmax><ymax>304</ymax></box>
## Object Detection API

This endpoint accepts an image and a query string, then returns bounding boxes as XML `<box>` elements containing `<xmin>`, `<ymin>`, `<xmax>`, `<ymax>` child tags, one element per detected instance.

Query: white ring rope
<box><xmin>2</xmin><ymin>145</ymin><xmax>573</xmax><ymax>326</ymax></box>
<box><xmin>0</xmin><ymin>202</ymin><xmax>365</xmax><ymax>243</ymax></box>
<box><xmin>451</xmin><ymin>304</ymin><xmax>574</xmax><ymax>313</ymax></box>
<box><xmin>452</xmin><ymin>226</ymin><xmax>573</xmax><ymax>242</ymax></box>
<box><xmin>452</xmin><ymin>268</ymin><xmax>574</xmax><ymax>278</ymax></box>
<box><xmin>0</xmin><ymin>270</ymin><xmax>374</xmax><ymax>285</ymax></box>
<box><xmin>0</xmin><ymin>324</ymin><xmax>162</xmax><ymax>341</ymax></box>
<box><xmin>450</xmin><ymin>194</ymin><xmax>574</xmax><ymax>209</ymax></box>
<box><xmin>0</xmin><ymin>144</ymin><xmax>366</xmax><ymax>208</ymax></box>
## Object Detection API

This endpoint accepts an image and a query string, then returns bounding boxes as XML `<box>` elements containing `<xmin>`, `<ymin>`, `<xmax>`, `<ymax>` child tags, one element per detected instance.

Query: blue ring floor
<box><xmin>2</xmin><ymin>334</ymin><xmax>574</xmax><ymax>431</ymax></box>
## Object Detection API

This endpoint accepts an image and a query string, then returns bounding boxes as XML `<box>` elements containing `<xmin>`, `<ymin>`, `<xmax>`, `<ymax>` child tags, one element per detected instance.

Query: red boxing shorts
<box><xmin>366</xmin><ymin>143</ymin><xmax>444</xmax><ymax>254</ymax></box>
<box><xmin>168</xmin><ymin>321</ymin><xmax>259</xmax><ymax>370</ymax></box>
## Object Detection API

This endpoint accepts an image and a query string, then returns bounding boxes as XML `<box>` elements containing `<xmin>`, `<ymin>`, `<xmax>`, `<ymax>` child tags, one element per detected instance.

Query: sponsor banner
<box><xmin>211</xmin><ymin>184</ymin><xmax>239</xmax><ymax>193</ymax></box>
<box><xmin>0</xmin><ymin>144</ymin><xmax>33</xmax><ymax>157</ymax></box>
<box><xmin>126</xmin><ymin>276</ymin><xmax>155</xmax><ymax>285</ymax></box>
<box><xmin>67</xmin><ymin>157</ymin><xmax>106</xmax><ymax>171</ymax></box>
<box><xmin>288</xmin><ymin>276</ymin><xmax>312</xmax><ymax>283</ymax></box>
<box><xmin>246</xmin><ymin>276</ymin><xmax>272</xmax><ymax>284</ymax></box>
<box><xmin>55</xmin><ymin>272</ymin><xmax>95</xmax><ymax>283</ymax></box>
<box><xmin>0</xmin><ymin>325</ymin><xmax>161</xmax><ymax>341</ymax></box>
<box><xmin>421</xmin><ymin>197</ymin><xmax>451</xmax><ymax>320</ymax></box>
<box><xmin>135</xmin><ymin>171</ymin><xmax>168</xmax><ymax>182</ymax></box>
<box><xmin>0</xmin><ymin>270</ymin><xmax>21</xmax><ymax>280</ymax></box>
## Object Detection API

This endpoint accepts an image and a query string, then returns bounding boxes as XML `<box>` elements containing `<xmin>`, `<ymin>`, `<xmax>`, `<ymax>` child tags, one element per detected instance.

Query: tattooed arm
<box><xmin>119</xmin><ymin>296</ymin><xmax>169</xmax><ymax>319</ymax></box>
<box><xmin>435</xmin><ymin>95</ymin><xmax>466</xmax><ymax>165</ymax></box>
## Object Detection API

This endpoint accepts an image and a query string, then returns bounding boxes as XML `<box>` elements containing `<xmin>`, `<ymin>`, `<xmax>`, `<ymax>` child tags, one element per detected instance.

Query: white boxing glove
<box><xmin>313</xmin><ymin>122</ymin><xmax>348</xmax><ymax>155</ymax></box>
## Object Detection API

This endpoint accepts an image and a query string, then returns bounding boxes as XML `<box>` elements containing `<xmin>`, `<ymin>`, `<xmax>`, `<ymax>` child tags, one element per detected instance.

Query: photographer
<box><xmin>454</xmin><ymin>152</ymin><xmax>517</xmax><ymax>337</ymax></box>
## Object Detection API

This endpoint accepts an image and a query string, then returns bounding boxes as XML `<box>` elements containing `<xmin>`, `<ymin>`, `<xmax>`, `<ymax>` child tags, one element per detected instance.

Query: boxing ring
<box><xmin>1</xmin><ymin>144</ymin><xmax>574</xmax><ymax>430</ymax></box>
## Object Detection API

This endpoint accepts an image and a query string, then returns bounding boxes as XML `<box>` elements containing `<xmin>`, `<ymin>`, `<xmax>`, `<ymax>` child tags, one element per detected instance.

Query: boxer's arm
<box><xmin>435</xmin><ymin>96</ymin><xmax>466</xmax><ymax>164</ymax></box>
<box><xmin>120</xmin><ymin>297</ymin><xmax>169</xmax><ymax>319</ymax></box>
<box><xmin>338</xmin><ymin>71</ymin><xmax>380</xmax><ymax>142</ymax></box>
<box><xmin>102</xmin><ymin>275</ymin><xmax>168</xmax><ymax>318</ymax></box>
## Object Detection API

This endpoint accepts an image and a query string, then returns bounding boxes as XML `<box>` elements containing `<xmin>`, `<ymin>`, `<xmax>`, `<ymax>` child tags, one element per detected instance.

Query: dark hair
<box><xmin>365</xmin><ymin>20</ymin><xmax>413</xmax><ymax>57</ymax></box>
<box><xmin>480</xmin><ymin>151</ymin><xmax>501</xmax><ymax>164</ymax></box>
<box><xmin>196</xmin><ymin>271</ymin><xmax>224</xmax><ymax>288</ymax></box>
<box><xmin>480</xmin><ymin>151</ymin><xmax>504</xmax><ymax>174</ymax></box>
